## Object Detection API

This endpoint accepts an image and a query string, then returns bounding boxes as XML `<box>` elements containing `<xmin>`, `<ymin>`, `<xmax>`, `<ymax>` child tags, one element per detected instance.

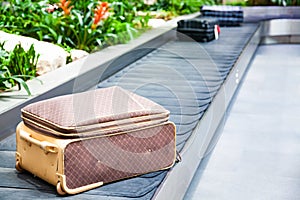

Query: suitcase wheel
<box><xmin>56</xmin><ymin>182</ymin><xmax>67</xmax><ymax>195</ymax></box>
<box><xmin>15</xmin><ymin>161</ymin><xmax>23</xmax><ymax>172</ymax></box>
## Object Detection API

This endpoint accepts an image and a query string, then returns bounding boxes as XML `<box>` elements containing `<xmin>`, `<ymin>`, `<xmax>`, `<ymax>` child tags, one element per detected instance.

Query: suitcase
<box><xmin>177</xmin><ymin>18</ymin><xmax>220</xmax><ymax>42</ymax></box>
<box><xmin>15</xmin><ymin>86</ymin><xmax>177</xmax><ymax>195</ymax></box>
<box><xmin>200</xmin><ymin>5</ymin><xmax>244</xmax><ymax>26</ymax></box>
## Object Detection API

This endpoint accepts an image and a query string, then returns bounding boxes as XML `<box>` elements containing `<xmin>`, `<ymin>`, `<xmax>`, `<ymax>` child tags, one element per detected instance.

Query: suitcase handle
<box><xmin>20</xmin><ymin>130</ymin><xmax>58</xmax><ymax>154</ymax></box>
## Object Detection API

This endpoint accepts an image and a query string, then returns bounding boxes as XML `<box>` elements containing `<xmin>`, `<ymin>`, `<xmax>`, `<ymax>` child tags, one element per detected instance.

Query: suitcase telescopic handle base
<box><xmin>20</xmin><ymin>130</ymin><xmax>58</xmax><ymax>154</ymax></box>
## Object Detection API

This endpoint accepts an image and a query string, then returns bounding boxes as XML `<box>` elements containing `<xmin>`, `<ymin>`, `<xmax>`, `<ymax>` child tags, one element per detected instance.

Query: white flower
<box><xmin>144</xmin><ymin>0</ymin><xmax>157</xmax><ymax>5</ymax></box>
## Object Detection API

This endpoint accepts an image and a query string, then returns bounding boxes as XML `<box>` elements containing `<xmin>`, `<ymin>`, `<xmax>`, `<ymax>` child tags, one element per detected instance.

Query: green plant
<box><xmin>0</xmin><ymin>0</ymin><xmax>151</xmax><ymax>53</ymax></box>
<box><xmin>0</xmin><ymin>1</ymin><xmax>44</xmax><ymax>35</ymax></box>
<box><xmin>2</xmin><ymin>44</ymin><xmax>39</xmax><ymax>79</ymax></box>
<box><xmin>136</xmin><ymin>0</ymin><xmax>215</xmax><ymax>17</ymax></box>
<box><xmin>0</xmin><ymin>67</ymin><xmax>34</xmax><ymax>95</ymax></box>
<box><xmin>100</xmin><ymin>1</ymin><xmax>151</xmax><ymax>47</ymax></box>
<box><xmin>226</xmin><ymin>0</ymin><xmax>248</xmax><ymax>6</ymax></box>
<box><xmin>0</xmin><ymin>0</ymin><xmax>214</xmax><ymax>55</ymax></box>
<box><xmin>0</xmin><ymin>42</ymin><xmax>41</xmax><ymax>95</ymax></box>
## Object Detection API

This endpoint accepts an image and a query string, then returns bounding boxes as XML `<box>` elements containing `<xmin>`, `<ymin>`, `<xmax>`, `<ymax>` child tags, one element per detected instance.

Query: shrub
<box><xmin>5</xmin><ymin>44</ymin><xmax>39</xmax><ymax>79</ymax></box>
<box><xmin>0</xmin><ymin>0</ymin><xmax>213</xmax><ymax>53</ymax></box>
<box><xmin>135</xmin><ymin>0</ymin><xmax>215</xmax><ymax>18</ymax></box>
<box><xmin>0</xmin><ymin>42</ymin><xmax>40</xmax><ymax>95</ymax></box>
<box><xmin>0</xmin><ymin>0</ymin><xmax>151</xmax><ymax>52</ymax></box>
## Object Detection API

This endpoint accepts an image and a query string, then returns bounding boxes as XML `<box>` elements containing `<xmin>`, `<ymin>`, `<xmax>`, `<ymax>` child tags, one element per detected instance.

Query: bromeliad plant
<box><xmin>92</xmin><ymin>2</ymin><xmax>110</xmax><ymax>30</ymax></box>
<box><xmin>0</xmin><ymin>0</ymin><xmax>214</xmax><ymax>53</ymax></box>
<box><xmin>58</xmin><ymin>0</ymin><xmax>73</xmax><ymax>16</ymax></box>
<box><xmin>0</xmin><ymin>0</ymin><xmax>216</xmax><ymax>60</ymax></box>
<box><xmin>52</xmin><ymin>0</ymin><xmax>149</xmax><ymax>51</ymax></box>
<box><xmin>0</xmin><ymin>0</ymin><xmax>150</xmax><ymax>53</ymax></box>
<box><xmin>24</xmin><ymin>0</ymin><xmax>111</xmax><ymax>52</ymax></box>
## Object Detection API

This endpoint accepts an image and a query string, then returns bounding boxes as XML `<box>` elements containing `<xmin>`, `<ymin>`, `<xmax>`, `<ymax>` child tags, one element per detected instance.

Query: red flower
<box><xmin>58</xmin><ymin>0</ymin><xmax>73</xmax><ymax>16</ymax></box>
<box><xmin>92</xmin><ymin>2</ymin><xmax>109</xmax><ymax>30</ymax></box>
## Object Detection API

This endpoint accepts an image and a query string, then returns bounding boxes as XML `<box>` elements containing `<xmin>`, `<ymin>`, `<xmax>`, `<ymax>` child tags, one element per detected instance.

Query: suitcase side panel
<box><xmin>63</xmin><ymin>123</ymin><xmax>176</xmax><ymax>190</ymax></box>
<box><xmin>177</xmin><ymin>31</ymin><xmax>216</xmax><ymax>42</ymax></box>
<box><xmin>16</xmin><ymin>123</ymin><xmax>66</xmax><ymax>186</ymax></box>
<box><xmin>177</xmin><ymin>18</ymin><xmax>218</xmax><ymax>30</ymax></box>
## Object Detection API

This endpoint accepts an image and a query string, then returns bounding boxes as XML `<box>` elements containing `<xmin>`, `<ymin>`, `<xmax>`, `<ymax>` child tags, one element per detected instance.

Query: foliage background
<box><xmin>0</xmin><ymin>0</ymin><xmax>215</xmax><ymax>53</ymax></box>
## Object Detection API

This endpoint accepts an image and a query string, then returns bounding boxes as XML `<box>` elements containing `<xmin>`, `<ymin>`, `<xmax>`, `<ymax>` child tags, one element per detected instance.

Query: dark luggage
<box><xmin>200</xmin><ymin>5</ymin><xmax>243</xmax><ymax>26</ymax></box>
<box><xmin>16</xmin><ymin>86</ymin><xmax>177</xmax><ymax>195</ymax></box>
<box><xmin>177</xmin><ymin>18</ymin><xmax>220</xmax><ymax>42</ymax></box>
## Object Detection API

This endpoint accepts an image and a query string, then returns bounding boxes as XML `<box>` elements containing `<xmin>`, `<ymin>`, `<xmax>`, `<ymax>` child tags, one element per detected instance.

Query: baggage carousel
<box><xmin>0</xmin><ymin>8</ymin><xmax>299</xmax><ymax>200</ymax></box>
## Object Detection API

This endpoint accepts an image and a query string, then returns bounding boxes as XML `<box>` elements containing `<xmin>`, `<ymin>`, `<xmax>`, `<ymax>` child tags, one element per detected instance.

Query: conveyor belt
<box><xmin>0</xmin><ymin>23</ymin><xmax>258</xmax><ymax>199</ymax></box>
<box><xmin>96</xmin><ymin>23</ymin><xmax>259</xmax><ymax>199</ymax></box>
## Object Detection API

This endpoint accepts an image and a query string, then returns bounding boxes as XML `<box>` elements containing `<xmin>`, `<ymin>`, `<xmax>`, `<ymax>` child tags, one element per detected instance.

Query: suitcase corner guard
<box><xmin>56</xmin><ymin>173</ymin><xmax>104</xmax><ymax>195</ymax></box>
<box><xmin>15</xmin><ymin>152</ymin><xmax>23</xmax><ymax>172</ymax></box>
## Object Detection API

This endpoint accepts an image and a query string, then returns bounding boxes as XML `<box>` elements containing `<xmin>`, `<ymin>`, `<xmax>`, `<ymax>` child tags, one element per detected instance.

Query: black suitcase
<box><xmin>177</xmin><ymin>18</ymin><xmax>219</xmax><ymax>42</ymax></box>
<box><xmin>200</xmin><ymin>5</ymin><xmax>243</xmax><ymax>26</ymax></box>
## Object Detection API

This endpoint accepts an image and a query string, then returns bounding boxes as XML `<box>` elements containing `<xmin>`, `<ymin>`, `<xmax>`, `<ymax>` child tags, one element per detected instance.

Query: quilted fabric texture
<box><xmin>64</xmin><ymin>123</ymin><xmax>176</xmax><ymax>189</ymax></box>
<box><xmin>21</xmin><ymin>86</ymin><xmax>169</xmax><ymax>135</ymax></box>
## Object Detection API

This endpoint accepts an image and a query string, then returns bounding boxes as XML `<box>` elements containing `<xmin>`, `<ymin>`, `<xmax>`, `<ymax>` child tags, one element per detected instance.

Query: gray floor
<box><xmin>184</xmin><ymin>44</ymin><xmax>300</xmax><ymax>200</ymax></box>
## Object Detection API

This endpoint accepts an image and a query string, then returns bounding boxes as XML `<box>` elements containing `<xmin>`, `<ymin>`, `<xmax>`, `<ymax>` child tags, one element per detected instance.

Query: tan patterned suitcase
<box><xmin>15</xmin><ymin>86</ymin><xmax>176</xmax><ymax>195</ymax></box>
